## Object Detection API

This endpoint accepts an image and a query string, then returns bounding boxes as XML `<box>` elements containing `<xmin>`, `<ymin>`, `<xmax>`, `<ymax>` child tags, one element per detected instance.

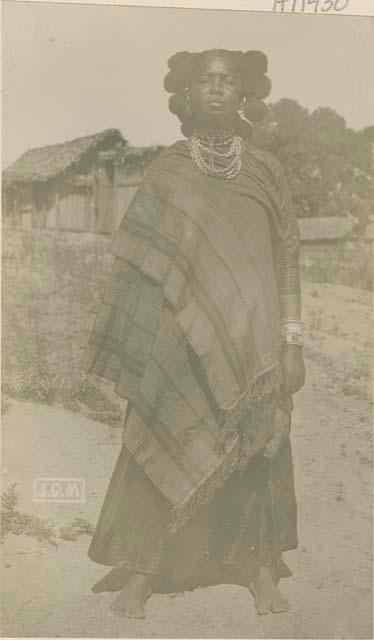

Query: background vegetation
<box><xmin>253</xmin><ymin>99</ymin><xmax>374</xmax><ymax>231</ymax></box>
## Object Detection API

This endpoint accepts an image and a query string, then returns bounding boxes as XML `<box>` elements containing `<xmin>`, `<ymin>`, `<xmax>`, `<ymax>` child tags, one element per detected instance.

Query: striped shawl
<box><xmin>82</xmin><ymin>140</ymin><xmax>298</xmax><ymax>532</ymax></box>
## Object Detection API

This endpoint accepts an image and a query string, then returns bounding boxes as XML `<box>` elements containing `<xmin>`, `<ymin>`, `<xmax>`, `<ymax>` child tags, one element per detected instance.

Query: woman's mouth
<box><xmin>207</xmin><ymin>101</ymin><xmax>225</xmax><ymax>110</ymax></box>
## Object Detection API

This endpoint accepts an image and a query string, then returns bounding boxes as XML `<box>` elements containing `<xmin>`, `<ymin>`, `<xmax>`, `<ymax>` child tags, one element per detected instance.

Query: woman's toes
<box><xmin>270</xmin><ymin>596</ymin><xmax>290</xmax><ymax>614</ymax></box>
<box><xmin>133</xmin><ymin>606</ymin><xmax>146</xmax><ymax>619</ymax></box>
<box><xmin>256</xmin><ymin>602</ymin><xmax>270</xmax><ymax>615</ymax></box>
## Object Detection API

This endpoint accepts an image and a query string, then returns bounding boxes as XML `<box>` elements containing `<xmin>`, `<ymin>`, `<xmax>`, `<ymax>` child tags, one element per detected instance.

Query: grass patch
<box><xmin>1</xmin><ymin>483</ymin><xmax>57</xmax><ymax>545</ymax></box>
<box><xmin>59</xmin><ymin>517</ymin><xmax>95</xmax><ymax>541</ymax></box>
<box><xmin>1</xmin><ymin>397</ymin><xmax>12</xmax><ymax>416</ymax></box>
<box><xmin>2</xmin><ymin>228</ymin><xmax>123</xmax><ymax>425</ymax></box>
<box><xmin>1</xmin><ymin>484</ymin><xmax>95</xmax><ymax>545</ymax></box>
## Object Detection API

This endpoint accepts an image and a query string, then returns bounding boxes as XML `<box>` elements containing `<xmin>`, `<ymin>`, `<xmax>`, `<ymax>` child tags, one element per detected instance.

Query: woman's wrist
<box><xmin>279</xmin><ymin>293</ymin><xmax>301</xmax><ymax>321</ymax></box>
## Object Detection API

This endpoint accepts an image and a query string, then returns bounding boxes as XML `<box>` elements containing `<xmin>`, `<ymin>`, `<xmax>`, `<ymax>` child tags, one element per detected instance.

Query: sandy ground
<box><xmin>1</xmin><ymin>281</ymin><xmax>373</xmax><ymax>639</ymax></box>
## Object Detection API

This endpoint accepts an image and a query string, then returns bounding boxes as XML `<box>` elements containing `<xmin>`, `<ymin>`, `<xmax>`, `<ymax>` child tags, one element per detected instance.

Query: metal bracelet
<box><xmin>282</xmin><ymin>333</ymin><xmax>303</xmax><ymax>347</ymax></box>
<box><xmin>280</xmin><ymin>318</ymin><xmax>303</xmax><ymax>327</ymax></box>
<box><xmin>281</xmin><ymin>326</ymin><xmax>303</xmax><ymax>337</ymax></box>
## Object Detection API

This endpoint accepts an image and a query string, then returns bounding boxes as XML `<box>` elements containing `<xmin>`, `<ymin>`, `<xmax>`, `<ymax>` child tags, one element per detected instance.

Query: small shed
<box><xmin>2</xmin><ymin>129</ymin><xmax>163</xmax><ymax>234</ymax></box>
<box><xmin>298</xmin><ymin>216</ymin><xmax>355</xmax><ymax>244</ymax></box>
<box><xmin>298</xmin><ymin>215</ymin><xmax>357</xmax><ymax>266</ymax></box>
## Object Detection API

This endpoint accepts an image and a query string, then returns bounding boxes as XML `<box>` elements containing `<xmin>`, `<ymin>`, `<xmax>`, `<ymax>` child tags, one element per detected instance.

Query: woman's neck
<box><xmin>193</xmin><ymin>115</ymin><xmax>238</xmax><ymax>134</ymax></box>
<box><xmin>193</xmin><ymin>126</ymin><xmax>238</xmax><ymax>144</ymax></box>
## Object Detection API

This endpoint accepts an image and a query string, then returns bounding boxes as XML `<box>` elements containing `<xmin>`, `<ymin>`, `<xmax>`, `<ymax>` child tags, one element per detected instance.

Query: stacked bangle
<box><xmin>280</xmin><ymin>317</ymin><xmax>303</xmax><ymax>347</ymax></box>
<box><xmin>283</xmin><ymin>333</ymin><xmax>303</xmax><ymax>347</ymax></box>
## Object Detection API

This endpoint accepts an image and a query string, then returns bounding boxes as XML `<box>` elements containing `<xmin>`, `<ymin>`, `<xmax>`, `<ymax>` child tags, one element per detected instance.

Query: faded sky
<box><xmin>3</xmin><ymin>2</ymin><xmax>374</xmax><ymax>167</ymax></box>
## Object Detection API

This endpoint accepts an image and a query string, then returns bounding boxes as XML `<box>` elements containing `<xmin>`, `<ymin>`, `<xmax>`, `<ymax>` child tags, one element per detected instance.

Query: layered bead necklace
<box><xmin>188</xmin><ymin>128</ymin><xmax>243</xmax><ymax>179</ymax></box>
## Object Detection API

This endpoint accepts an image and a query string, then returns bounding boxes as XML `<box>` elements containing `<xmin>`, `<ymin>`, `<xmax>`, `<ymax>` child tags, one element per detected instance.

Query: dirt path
<box><xmin>1</xmin><ymin>281</ymin><xmax>372</xmax><ymax>638</ymax></box>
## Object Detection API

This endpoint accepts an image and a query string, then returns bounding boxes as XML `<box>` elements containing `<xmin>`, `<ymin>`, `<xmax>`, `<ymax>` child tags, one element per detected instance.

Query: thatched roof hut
<box><xmin>3</xmin><ymin>129</ymin><xmax>125</xmax><ymax>186</ymax></box>
<box><xmin>2</xmin><ymin>129</ymin><xmax>164</xmax><ymax>234</ymax></box>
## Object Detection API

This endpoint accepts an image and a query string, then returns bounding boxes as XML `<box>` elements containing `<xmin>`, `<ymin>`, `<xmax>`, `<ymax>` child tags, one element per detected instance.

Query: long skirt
<box><xmin>88</xmin><ymin>415</ymin><xmax>298</xmax><ymax>594</ymax></box>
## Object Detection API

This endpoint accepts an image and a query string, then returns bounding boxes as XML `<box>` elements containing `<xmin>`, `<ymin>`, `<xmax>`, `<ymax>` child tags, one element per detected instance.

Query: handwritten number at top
<box><xmin>272</xmin><ymin>0</ymin><xmax>349</xmax><ymax>12</ymax></box>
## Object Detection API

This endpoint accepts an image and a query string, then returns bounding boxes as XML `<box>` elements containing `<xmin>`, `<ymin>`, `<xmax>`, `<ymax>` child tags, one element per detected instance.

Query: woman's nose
<box><xmin>210</xmin><ymin>78</ymin><xmax>224</xmax><ymax>94</ymax></box>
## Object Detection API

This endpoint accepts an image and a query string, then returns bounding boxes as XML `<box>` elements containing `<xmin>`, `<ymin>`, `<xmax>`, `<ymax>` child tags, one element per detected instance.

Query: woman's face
<box><xmin>189</xmin><ymin>55</ymin><xmax>243</xmax><ymax>131</ymax></box>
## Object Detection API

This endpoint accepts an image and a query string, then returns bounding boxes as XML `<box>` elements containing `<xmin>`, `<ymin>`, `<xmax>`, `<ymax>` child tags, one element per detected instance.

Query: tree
<box><xmin>252</xmin><ymin>99</ymin><xmax>373</xmax><ymax>228</ymax></box>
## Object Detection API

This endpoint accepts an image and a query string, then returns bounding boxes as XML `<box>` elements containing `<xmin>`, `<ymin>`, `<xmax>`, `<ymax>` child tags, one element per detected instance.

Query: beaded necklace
<box><xmin>188</xmin><ymin>129</ymin><xmax>243</xmax><ymax>179</ymax></box>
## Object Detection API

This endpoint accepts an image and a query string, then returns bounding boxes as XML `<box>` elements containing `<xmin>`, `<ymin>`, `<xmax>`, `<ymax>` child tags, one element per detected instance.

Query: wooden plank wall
<box><xmin>113</xmin><ymin>166</ymin><xmax>143</xmax><ymax>232</ymax></box>
<box><xmin>6</xmin><ymin>161</ymin><xmax>148</xmax><ymax>234</ymax></box>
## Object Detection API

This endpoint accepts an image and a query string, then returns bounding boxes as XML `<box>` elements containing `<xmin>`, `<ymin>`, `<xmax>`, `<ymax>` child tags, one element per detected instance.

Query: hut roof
<box><xmin>299</xmin><ymin>216</ymin><xmax>354</xmax><ymax>243</ymax></box>
<box><xmin>3</xmin><ymin>129</ymin><xmax>125</xmax><ymax>185</ymax></box>
<box><xmin>115</xmin><ymin>144</ymin><xmax>164</xmax><ymax>170</ymax></box>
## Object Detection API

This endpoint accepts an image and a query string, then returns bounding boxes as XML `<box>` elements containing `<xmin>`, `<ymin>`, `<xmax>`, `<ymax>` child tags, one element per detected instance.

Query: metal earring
<box><xmin>185</xmin><ymin>91</ymin><xmax>192</xmax><ymax>117</ymax></box>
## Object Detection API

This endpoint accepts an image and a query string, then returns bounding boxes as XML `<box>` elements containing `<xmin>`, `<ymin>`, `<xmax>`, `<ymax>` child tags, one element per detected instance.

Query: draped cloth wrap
<box><xmin>82</xmin><ymin>140</ymin><xmax>296</xmax><ymax>533</ymax></box>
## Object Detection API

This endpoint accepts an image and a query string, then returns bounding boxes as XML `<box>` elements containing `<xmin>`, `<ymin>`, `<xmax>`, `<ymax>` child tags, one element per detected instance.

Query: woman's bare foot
<box><xmin>109</xmin><ymin>573</ymin><xmax>151</xmax><ymax>619</ymax></box>
<box><xmin>249</xmin><ymin>566</ymin><xmax>290</xmax><ymax>615</ymax></box>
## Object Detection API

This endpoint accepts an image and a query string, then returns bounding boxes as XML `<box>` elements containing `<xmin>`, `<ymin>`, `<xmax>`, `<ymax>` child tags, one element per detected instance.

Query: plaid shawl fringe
<box><xmin>168</xmin><ymin>364</ymin><xmax>282</xmax><ymax>533</ymax></box>
<box><xmin>214</xmin><ymin>363</ymin><xmax>282</xmax><ymax>459</ymax></box>
<box><xmin>217</xmin><ymin>363</ymin><xmax>282</xmax><ymax>436</ymax></box>
<box><xmin>168</xmin><ymin>435</ymin><xmax>240</xmax><ymax>533</ymax></box>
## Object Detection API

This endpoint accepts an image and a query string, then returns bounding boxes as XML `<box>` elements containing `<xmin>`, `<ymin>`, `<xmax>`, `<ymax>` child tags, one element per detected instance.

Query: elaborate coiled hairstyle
<box><xmin>164</xmin><ymin>49</ymin><xmax>271</xmax><ymax>138</ymax></box>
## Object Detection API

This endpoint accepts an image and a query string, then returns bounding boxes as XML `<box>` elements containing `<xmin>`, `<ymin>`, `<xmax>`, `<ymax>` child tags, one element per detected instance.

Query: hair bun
<box><xmin>243</xmin><ymin>50</ymin><xmax>268</xmax><ymax>75</ymax></box>
<box><xmin>181</xmin><ymin>121</ymin><xmax>194</xmax><ymax>137</ymax></box>
<box><xmin>254</xmin><ymin>75</ymin><xmax>272</xmax><ymax>99</ymax></box>
<box><xmin>164</xmin><ymin>71</ymin><xmax>187</xmax><ymax>93</ymax></box>
<box><xmin>167</xmin><ymin>51</ymin><xmax>194</xmax><ymax>73</ymax></box>
<box><xmin>168</xmin><ymin>93</ymin><xmax>188</xmax><ymax>117</ymax></box>
<box><xmin>244</xmin><ymin>74</ymin><xmax>272</xmax><ymax>99</ymax></box>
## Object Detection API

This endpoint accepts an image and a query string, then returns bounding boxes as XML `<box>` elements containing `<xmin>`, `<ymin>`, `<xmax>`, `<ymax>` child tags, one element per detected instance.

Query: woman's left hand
<box><xmin>281</xmin><ymin>344</ymin><xmax>306</xmax><ymax>395</ymax></box>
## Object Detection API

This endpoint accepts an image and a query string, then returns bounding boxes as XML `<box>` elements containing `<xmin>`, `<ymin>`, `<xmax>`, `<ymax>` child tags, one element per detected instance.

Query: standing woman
<box><xmin>82</xmin><ymin>49</ymin><xmax>306</xmax><ymax>620</ymax></box>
